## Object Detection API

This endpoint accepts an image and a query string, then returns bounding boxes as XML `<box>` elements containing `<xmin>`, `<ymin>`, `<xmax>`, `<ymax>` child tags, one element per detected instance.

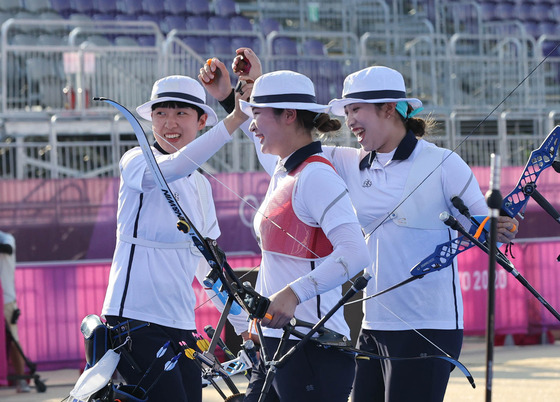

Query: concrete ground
<box><xmin>0</xmin><ymin>336</ymin><xmax>559</xmax><ymax>401</ymax></box>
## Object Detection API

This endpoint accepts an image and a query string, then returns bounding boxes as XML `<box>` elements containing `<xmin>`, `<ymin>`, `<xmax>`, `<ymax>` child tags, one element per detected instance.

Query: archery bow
<box><xmin>425</xmin><ymin>124</ymin><xmax>560</xmax><ymax>270</ymax></box>
<box><xmin>97</xmin><ymin>44</ymin><xmax>560</xmax><ymax>392</ymax></box>
<box><xmin>439</xmin><ymin>211</ymin><xmax>560</xmax><ymax>322</ymax></box>
<box><xmin>258</xmin><ymin>274</ymin><xmax>475</xmax><ymax>402</ymax></box>
<box><xmin>96</xmin><ymin>97</ymin><xmax>477</xmax><ymax>395</ymax></box>
<box><xmin>350</xmin><ymin>124</ymin><xmax>560</xmax><ymax>308</ymax></box>
<box><xmin>94</xmin><ymin>97</ymin><xmax>270</xmax><ymax>322</ymax></box>
<box><xmin>284</xmin><ymin>318</ymin><xmax>475</xmax><ymax>388</ymax></box>
<box><xmin>502</xmin><ymin>125</ymin><xmax>560</xmax><ymax>222</ymax></box>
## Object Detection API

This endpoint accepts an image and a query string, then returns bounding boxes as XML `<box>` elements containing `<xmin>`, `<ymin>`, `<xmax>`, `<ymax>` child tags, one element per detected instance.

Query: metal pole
<box><xmin>485</xmin><ymin>153</ymin><xmax>502</xmax><ymax>402</ymax></box>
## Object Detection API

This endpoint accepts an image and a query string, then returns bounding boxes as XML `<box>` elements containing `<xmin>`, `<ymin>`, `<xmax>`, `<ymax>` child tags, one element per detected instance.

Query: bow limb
<box><xmin>341</xmin><ymin>347</ymin><xmax>475</xmax><ymax>388</ymax></box>
<box><xmin>285</xmin><ymin>318</ymin><xmax>475</xmax><ymax>388</ymax></box>
<box><xmin>501</xmin><ymin>125</ymin><xmax>560</xmax><ymax>222</ymax></box>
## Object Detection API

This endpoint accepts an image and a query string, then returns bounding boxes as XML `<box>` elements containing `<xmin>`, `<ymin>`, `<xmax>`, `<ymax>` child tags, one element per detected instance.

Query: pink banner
<box><xmin>8</xmin><ymin>243</ymin><xmax>560</xmax><ymax>371</ymax></box>
<box><xmin>0</xmin><ymin>282</ymin><xmax>7</xmax><ymax>385</ymax></box>
<box><xmin>10</xmin><ymin>256</ymin><xmax>261</xmax><ymax>371</ymax></box>
<box><xmin>458</xmin><ymin>247</ymin><xmax>528</xmax><ymax>335</ymax></box>
<box><xmin>0</xmin><ymin>168</ymin><xmax>558</xmax><ymax>262</ymax></box>
<box><xmin>0</xmin><ymin>167</ymin><xmax>559</xmax><ymax>374</ymax></box>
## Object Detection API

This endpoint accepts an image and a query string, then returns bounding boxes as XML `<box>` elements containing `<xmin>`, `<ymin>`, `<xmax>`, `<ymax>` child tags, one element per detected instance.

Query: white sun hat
<box><xmin>239</xmin><ymin>70</ymin><xmax>330</xmax><ymax>118</ymax></box>
<box><xmin>136</xmin><ymin>75</ymin><xmax>218</xmax><ymax>125</ymax></box>
<box><xmin>329</xmin><ymin>66</ymin><xmax>423</xmax><ymax>116</ymax></box>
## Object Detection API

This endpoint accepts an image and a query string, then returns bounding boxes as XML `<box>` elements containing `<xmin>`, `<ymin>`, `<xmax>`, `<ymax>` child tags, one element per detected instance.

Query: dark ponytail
<box><xmin>312</xmin><ymin>112</ymin><xmax>342</xmax><ymax>134</ymax></box>
<box><xmin>376</xmin><ymin>103</ymin><xmax>435</xmax><ymax>138</ymax></box>
<box><xmin>273</xmin><ymin>109</ymin><xmax>342</xmax><ymax>135</ymax></box>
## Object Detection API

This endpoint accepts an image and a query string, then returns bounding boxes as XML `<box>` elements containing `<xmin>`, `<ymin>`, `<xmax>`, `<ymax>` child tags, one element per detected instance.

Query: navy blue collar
<box><xmin>284</xmin><ymin>141</ymin><xmax>323</xmax><ymax>173</ymax></box>
<box><xmin>153</xmin><ymin>141</ymin><xmax>195</xmax><ymax>177</ymax></box>
<box><xmin>154</xmin><ymin>141</ymin><xmax>168</xmax><ymax>155</ymax></box>
<box><xmin>359</xmin><ymin>130</ymin><xmax>418</xmax><ymax>170</ymax></box>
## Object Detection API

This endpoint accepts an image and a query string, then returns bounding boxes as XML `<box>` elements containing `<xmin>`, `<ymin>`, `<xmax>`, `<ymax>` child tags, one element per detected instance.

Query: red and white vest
<box><xmin>259</xmin><ymin>156</ymin><xmax>334</xmax><ymax>260</ymax></box>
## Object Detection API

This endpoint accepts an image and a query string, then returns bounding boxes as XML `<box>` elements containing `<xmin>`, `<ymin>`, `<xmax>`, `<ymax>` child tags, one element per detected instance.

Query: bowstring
<box><xmin>374</xmin><ymin>298</ymin><xmax>451</xmax><ymax>357</ymax></box>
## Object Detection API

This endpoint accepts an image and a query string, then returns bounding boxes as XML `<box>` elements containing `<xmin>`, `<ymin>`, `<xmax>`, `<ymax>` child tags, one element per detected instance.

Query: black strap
<box><xmin>219</xmin><ymin>89</ymin><xmax>236</xmax><ymax>114</ymax></box>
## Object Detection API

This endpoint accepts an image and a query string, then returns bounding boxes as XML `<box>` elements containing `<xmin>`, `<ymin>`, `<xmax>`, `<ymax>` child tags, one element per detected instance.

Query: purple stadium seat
<box><xmin>165</xmin><ymin>0</ymin><xmax>189</xmax><ymax>16</ymax></box>
<box><xmin>161</xmin><ymin>15</ymin><xmax>187</xmax><ymax>33</ymax></box>
<box><xmin>314</xmin><ymin>76</ymin><xmax>334</xmax><ymax>105</ymax></box>
<box><xmin>493</xmin><ymin>2</ymin><xmax>515</xmax><ymax>21</ymax></box>
<box><xmin>259</xmin><ymin>18</ymin><xmax>281</xmax><ymax>36</ymax></box>
<box><xmin>185</xmin><ymin>16</ymin><xmax>208</xmax><ymax>30</ymax></box>
<box><xmin>553</xmin><ymin>5</ymin><xmax>560</xmax><ymax>21</ymax></box>
<box><xmin>208</xmin><ymin>16</ymin><xmax>231</xmax><ymax>31</ymax></box>
<box><xmin>182</xmin><ymin>36</ymin><xmax>208</xmax><ymax>55</ymax></box>
<box><xmin>186</xmin><ymin>0</ymin><xmax>210</xmax><ymax>16</ymax></box>
<box><xmin>137</xmin><ymin>35</ymin><xmax>156</xmax><ymax>47</ymax></box>
<box><xmin>530</xmin><ymin>4</ymin><xmax>552</xmax><ymax>22</ymax></box>
<box><xmin>119</xmin><ymin>0</ymin><xmax>144</xmax><ymax>16</ymax></box>
<box><xmin>230</xmin><ymin>15</ymin><xmax>253</xmax><ymax>32</ymax></box>
<box><xmin>478</xmin><ymin>2</ymin><xmax>496</xmax><ymax>21</ymax></box>
<box><xmin>115</xmin><ymin>13</ymin><xmax>136</xmax><ymax>21</ymax></box>
<box><xmin>523</xmin><ymin>21</ymin><xmax>540</xmax><ymax>38</ymax></box>
<box><xmin>538</xmin><ymin>22</ymin><xmax>558</xmax><ymax>37</ymax></box>
<box><xmin>92</xmin><ymin>13</ymin><xmax>114</xmax><ymax>21</ymax></box>
<box><xmin>209</xmin><ymin>36</ymin><xmax>232</xmax><ymax>55</ymax></box>
<box><xmin>270</xmin><ymin>37</ymin><xmax>299</xmax><ymax>71</ymax></box>
<box><xmin>25</xmin><ymin>0</ymin><xmax>51</xmax><ymax>14</ymax></box>
<box><xmin>271</xmin><ymin>37</ymin><xmax>298</xmax><ymax>55</ymax></box>
<box><xmin>73</xmin><ymin>0</ymin><xmax>96</xmax><ymax>15</ymax></box>
<box><xmin>94</xmin><ymin>0</ymin><xmax>118</xmax><ymax>15</ymax></box>
<box><xmin>138</xmin><ymin>14</ymin><xmax>159</xmax><ymax>24</ymax></box>
<box><xmin>513</xmin><ymin>3</ymin><xmax>533</xmax><ymax>21</ymax></box>
<box><xmin>302</xmin><ymin>39</ymin><xmax>326</xmax><ymax>56</ymax></box>
<box><xmin>214</xmin><ymin>0</ymin><xmax>237</xmax><ymax>17</ymax></box>
<box><xmin>49</xmin><ymin>0</ymin><xmax>74</xmax><ymax>17</ymax></box>
<box><xmin>143</xmin><ymin>1</ymin><xmax>166</xmax><ymax>17</ymax></box>
<box><xmin>541</xmin><ymin>40</ymin><xmax>560</xmax><ymax>58</ymax></box>
<box><xmin>231</xmin><ymin>37</ymin><xmax>261</xmax><ymax>54</ymax></box>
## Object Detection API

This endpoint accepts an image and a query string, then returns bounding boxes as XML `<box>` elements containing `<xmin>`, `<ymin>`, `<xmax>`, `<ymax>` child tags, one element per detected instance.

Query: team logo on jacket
<box><xmin>174</xmin><ymin>192</ymin><xmax>180</xmax><ymax>201</ymax></box>
<box><xmin>362</xmin><ymin>179</ymin><xmax>372</xmax><ymax>188</ymax></box>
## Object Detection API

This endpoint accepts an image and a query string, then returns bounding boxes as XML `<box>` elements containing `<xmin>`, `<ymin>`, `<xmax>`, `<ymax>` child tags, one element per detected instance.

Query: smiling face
<box><xmin>344</xmin><ymin>102</ymin><xmax>403</xmax><ymax>153</ymax></box>
<box><xmin>249</xmin><ymin>107</ymin><xmax>291</xmax><ymax>158</ymax></box>
<box><xmin>151</xmin><ymin>104</ymin><xmax>207</xmax><ymax>154</ymax></box>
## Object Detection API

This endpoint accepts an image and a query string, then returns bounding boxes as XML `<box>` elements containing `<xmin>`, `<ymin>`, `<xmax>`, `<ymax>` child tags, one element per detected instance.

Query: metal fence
<box><xmin>2</xmin><ymin>4</ymin><xmax>560</xmax><ymax>177</ymax></box>
<box><xmin>3</xmin><ymin>110</ymin><xmax>560</xmax><ymax>179</ymax></box>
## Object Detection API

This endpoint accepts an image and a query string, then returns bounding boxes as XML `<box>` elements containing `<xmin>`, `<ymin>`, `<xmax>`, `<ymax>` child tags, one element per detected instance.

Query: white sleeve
<box><xmin>121</xmin><ymin>121</ymin><xmax>233</xmax><ymax>192</ymax></box>
<box><xmin>322</xmin><ymin>145</ymin><xmax>365</xmax><ymax>172</ymax></box>
<box><xmin>194</xmin><ymin>258</ymin><xmax>249</xmax><ymax>335</ymax></box>
<box><xmin>294</xmin><ymin>164</ymin><xmax>358</xmax><ymax>233</ymax></box>
<box><xmin>441</xmin><ymin>151</ymin><xmax>486</xmax><ymax>227</ymax></box>
<box><xmin>289</xmin><ymin>222</ymin><xmax>369</xmax><ymax>303</ymax></box>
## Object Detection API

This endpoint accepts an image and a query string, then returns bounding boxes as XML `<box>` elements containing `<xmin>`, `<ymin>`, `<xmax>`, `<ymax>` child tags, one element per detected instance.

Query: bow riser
<box><xmin>410</xmin><ymin>236</ymin><xmax>476</xmax><ymax>277</ymax></box>
<box><xmin>502</xmin><ymin>125</ymin><xmax>560</xmax><ymax>219</ymax></box>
